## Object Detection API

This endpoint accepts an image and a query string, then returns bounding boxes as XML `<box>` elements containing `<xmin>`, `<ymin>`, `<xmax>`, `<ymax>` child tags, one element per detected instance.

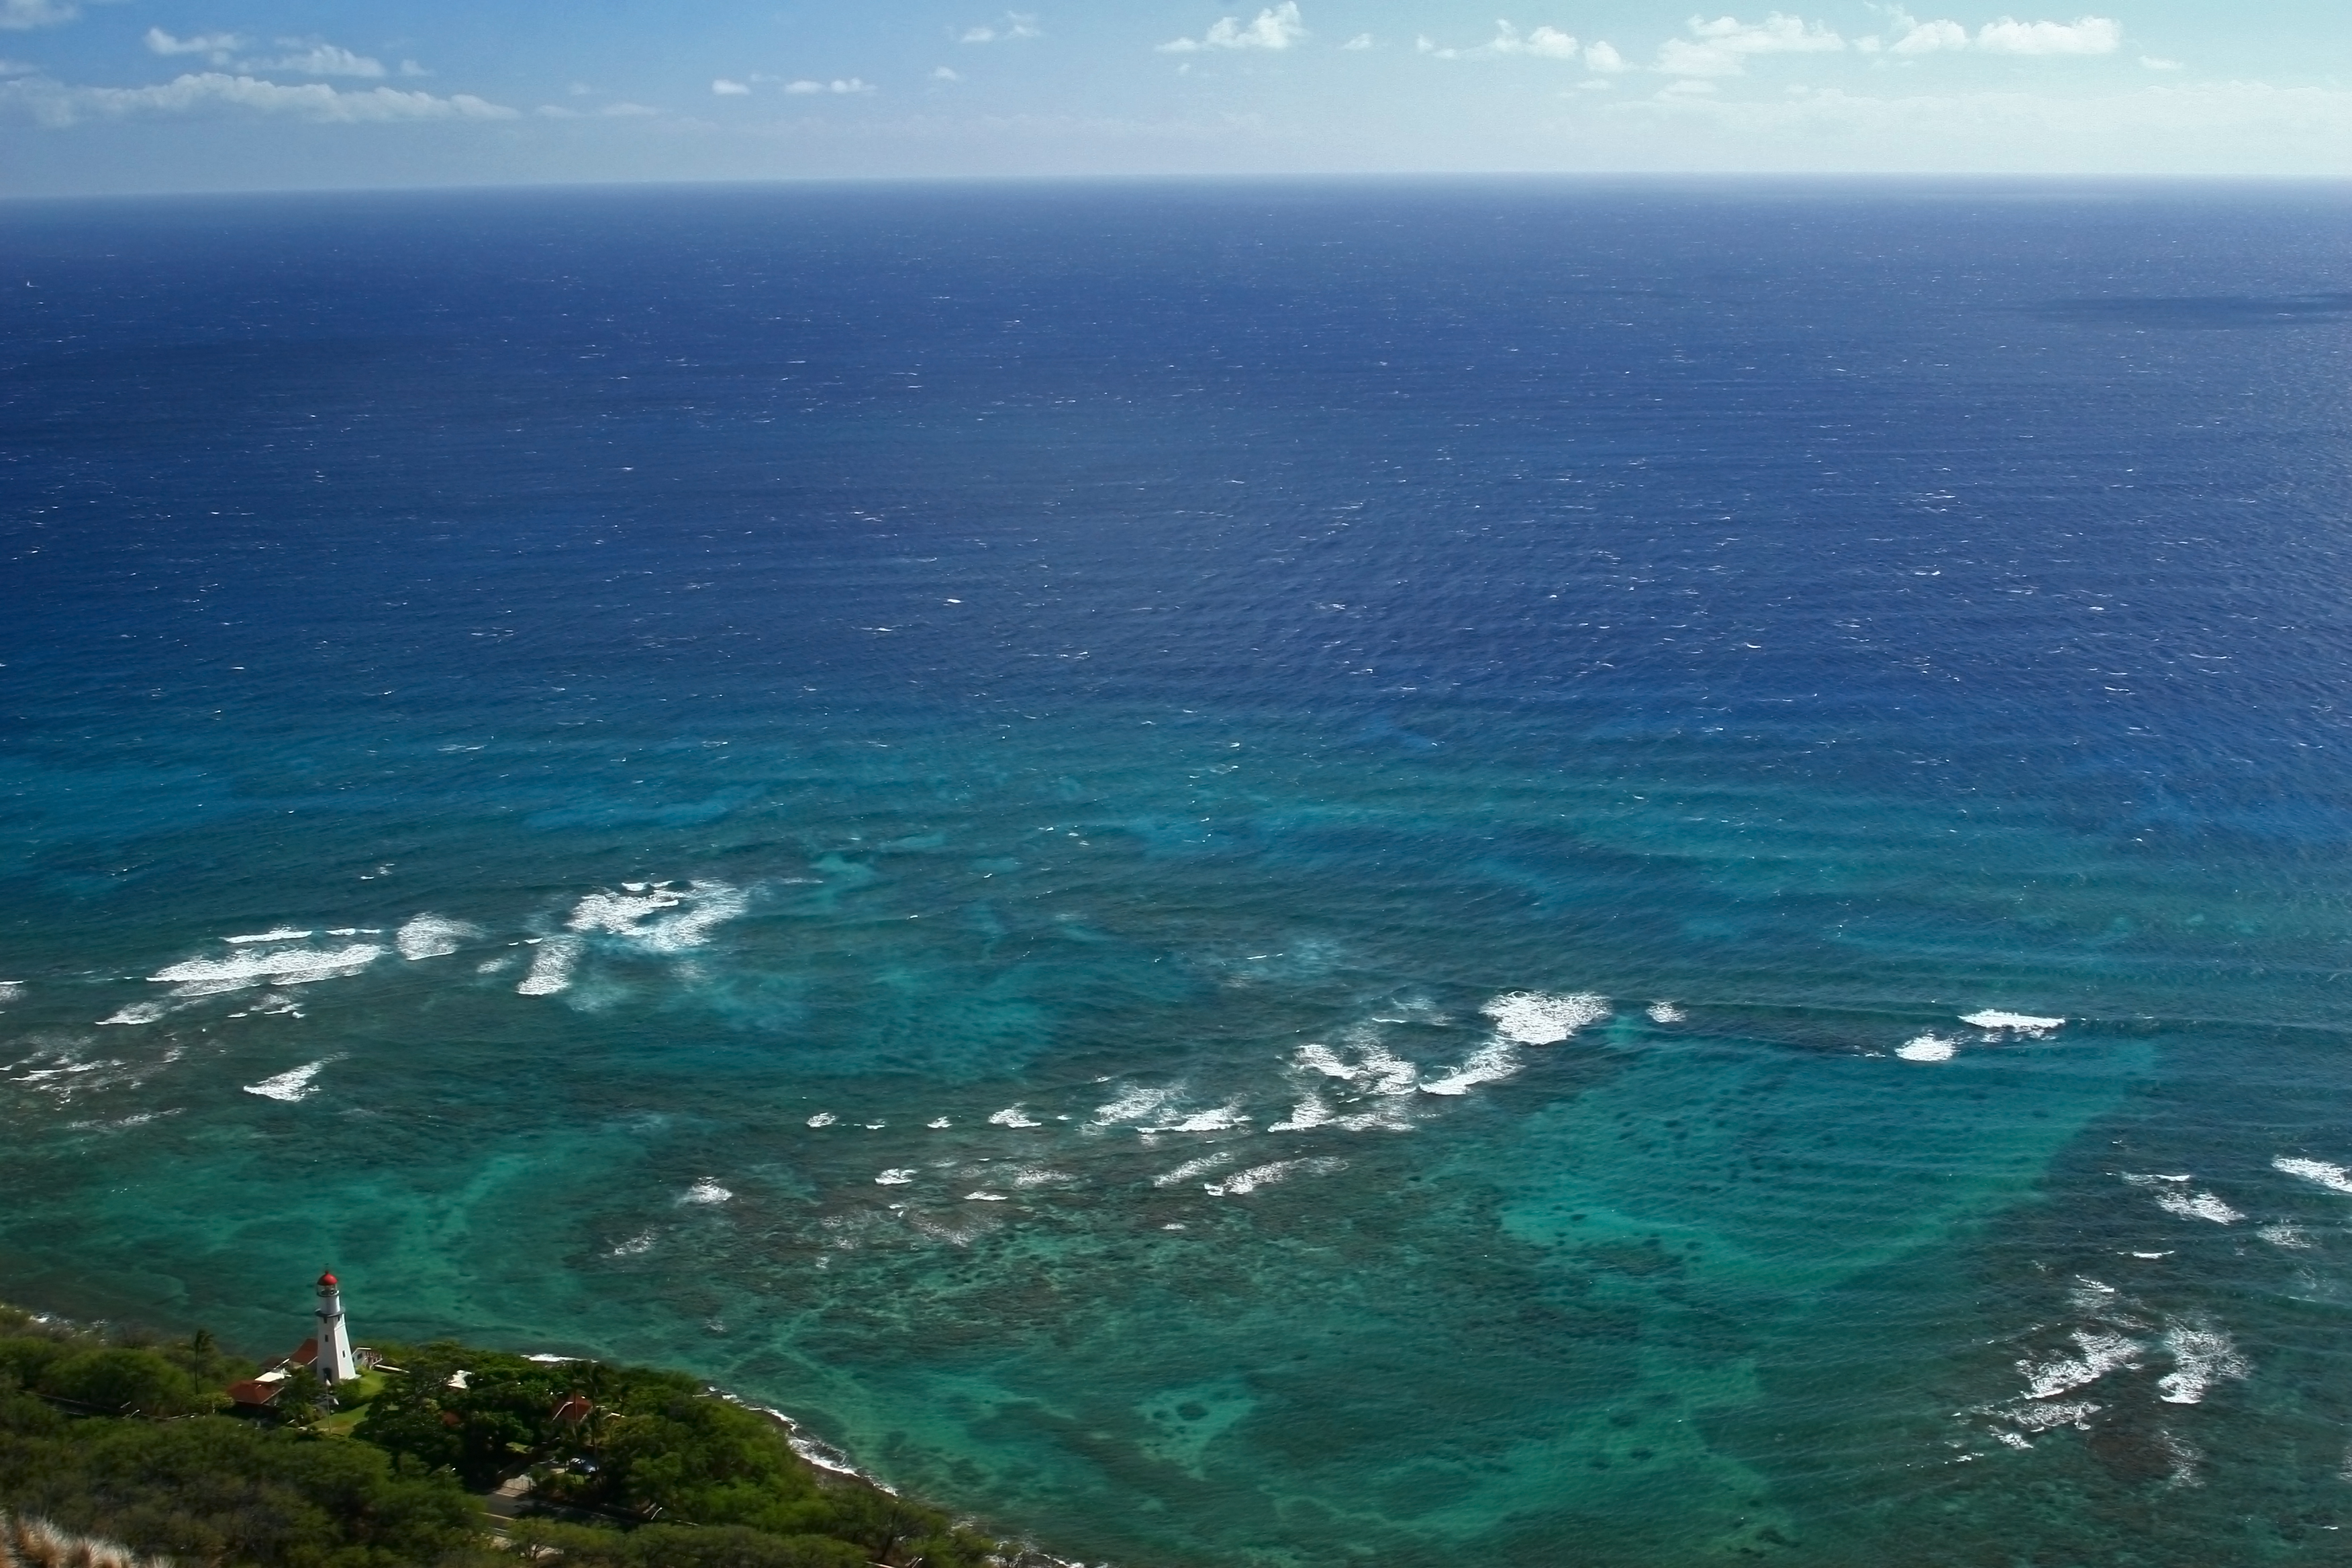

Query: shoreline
<box><xmin>0</xmin><ymin>1288</ymin><xmax>1097</xmax><ymax>1568</ymax></box>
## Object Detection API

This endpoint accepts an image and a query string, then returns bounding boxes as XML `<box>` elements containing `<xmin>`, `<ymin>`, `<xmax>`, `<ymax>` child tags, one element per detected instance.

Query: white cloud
<box><xmin>399</xmin><ymin>59</ymin><xmax>426</xmax><ymax>77</ymax></box>
<box><xmin>1342</xmin><ymin>32</ymin><xmax>1373</xmax><ymax>50</ymax></box>
<box><xmin>1420</xmin><ymin>20</ymin><xmax>1582</xmax><ymax>60</ymax></box>
<box><xmin>145</xmin><ymin>28</ymin><xmax>241</xmax><ymax>59</ymax></box>
<box><xmin>1584</xmin><ymin>41</ymin><xmax>1627</xmax><ymax>72</ymax></box>
<box><xmin>6</xmin><ymin>70</ymin><xmax>518</xmax><ymax>126</ymax></box>
<box><xmin>537</xmin><ymin>99</ymin><xmax>658</xmax><ymax>119</ymax></box>
<box><xmin>1976</xmin><ymin>16</ymin><xmax>2120</xmax><ymax>55</ymax></box>
<box><xmin>933</xmin><ymin>64</ymin><xmax>963</xmax><ymax>79</ymax></box>
<box><xmin>712</xmin><ymin>77</ymin><xmax>750</xmax><ymax>95</ymax></box>
<box><xmin>1890</xmin><ymin>19</ymin><xmax>1969</xmax><ymax>54</ymax></box>
<box><xmin>0</xmin><ymin>0</ymin><xmax>81</xmax><ymax>31</ymax></box>
<box><xmin>961</xmin><ymin>12</ymin><xmax>1040</xmax><ymax>44</ymax></box>
<box><xmin>254</xmin><ymin>41</ymin><xmax>387</xmax><ymax>79</ymax></box>
<box><xmin>1658</xmin><ymin>13</ymin><xmax>1844</xmax><ymax>77</ymax></box>
<box><xmin>783</xmin><ymin>77</ymin><xmax>875</xmax><ymax>94</ymax></box>
<box><xmin>1158</xmin><ymin>3</ymin><xmax>1305</xmax><ymax>53</ymax></box>
<box><xmin>2141</xmin><ymin>55</ymin><xmax>2182</xmax><ymax>71</ymax></box>
<box><xmin>1575</xmin><ymin>77</ymin><xmax>1614</xmax><ymax>90</ymax></box>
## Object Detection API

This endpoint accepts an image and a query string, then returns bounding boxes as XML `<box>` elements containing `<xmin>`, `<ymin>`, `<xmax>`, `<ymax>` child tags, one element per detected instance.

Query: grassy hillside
<box><xmin>0</xmin><ymin>1304</ymin><xmax>1057</xmax><ymax>1568</ymax></box>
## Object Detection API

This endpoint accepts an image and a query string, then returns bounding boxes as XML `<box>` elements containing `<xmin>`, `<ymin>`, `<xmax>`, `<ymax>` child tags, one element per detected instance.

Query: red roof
<box><xmin>317</xmin><ymin>1271</ymin><xmax>338</xmax><ymax>1287</ymax></box>
<box><xmin>285</xmin><ymin>1336</ymin><xmax>320</xmax><ymax>1368</ymax></box>
<box><xmin>226</xmin><ymin>1379</ymin><xmax>285</xmax><ymax>1407</ymax></box>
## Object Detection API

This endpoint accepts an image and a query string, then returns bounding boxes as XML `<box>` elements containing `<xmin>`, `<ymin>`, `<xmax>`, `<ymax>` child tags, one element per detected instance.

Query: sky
<box><xmin>1</xmin><ymin>1</ymin><xmax>2349</xmax><ymax>193</ymax></box>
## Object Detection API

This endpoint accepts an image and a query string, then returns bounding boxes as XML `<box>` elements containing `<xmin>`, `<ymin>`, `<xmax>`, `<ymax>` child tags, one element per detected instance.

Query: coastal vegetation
<box><xmin>0</xmin><ymin>1304</ymin><xmax>1034</xmax><ymax>1568</ymax></box>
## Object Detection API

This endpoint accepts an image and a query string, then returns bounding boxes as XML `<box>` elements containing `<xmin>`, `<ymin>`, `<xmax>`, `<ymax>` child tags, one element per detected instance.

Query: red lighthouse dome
<box><xmin>317</xmin><ymin>1271</ymin><xmax>338</xmax><ymax>1288</ymax></box>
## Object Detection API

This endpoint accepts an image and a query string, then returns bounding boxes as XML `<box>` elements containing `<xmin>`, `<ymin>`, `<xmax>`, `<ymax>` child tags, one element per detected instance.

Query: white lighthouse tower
<box><xmin>313</xmin><ymin>1271</ymin><xmax>358</xmax><ymax>1385</ymax></box>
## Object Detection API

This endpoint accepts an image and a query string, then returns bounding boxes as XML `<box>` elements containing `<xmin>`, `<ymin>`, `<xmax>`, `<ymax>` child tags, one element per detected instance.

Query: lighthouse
<box><xmin>313</xmin><ymin>1271</ymin><xmax>358</xmax><ymax>1385</ymax></box>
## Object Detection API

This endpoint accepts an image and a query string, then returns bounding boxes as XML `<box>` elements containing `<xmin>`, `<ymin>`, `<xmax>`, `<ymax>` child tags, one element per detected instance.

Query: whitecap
<box><xmin>396</xmin><ymin>914</ymin><xmax>485</xmax><ymax>961</ymax></box>
<box><xmin>1293</xmin><ymin>1040</ymin><xmax>1418</xmax><ymax>1095</ymax></box>
<box><xmin>2156</xmin><ymin>1317</ymin><xmax>2249</xmax><ymax>1404</ymax></box>
<box><xmin>2005</xmin><ymin>1398</ymin><xmax>2101</xmax><ymax>1434</ymax></box>
<box><xmin>1645</xmin><ymin>1001</ymin><xmax>1685</xmax><ymax>1024</ymax></box>
<box><xmin>964</xmin><ymin>1191</ymin><xmax>1008</xmax><ymax>1202</ymax></box>
<box><xmin>224</xmin><ymin>928</ymin><xmax>313</xmax><ymax>944</ymax></box>
<box><xmin>2155</xmin><ymin>1190</ymin><xmax>2243</xmax><ymax>1225</ymax></box>
<box><xmin>97</xmin><ymin>1001</ymin><xmax>175</xmax><ymax>1027</ymax></box>
<box><xmin>680</xmin><ymin>1179</ymin><xmax>733</xmax><ymax>1205</ymax></box>
<box><xmin>566</xmin><ymin>880</ymin><xmax>747</xmax><ymax>954</ymax></box>
<box><xmin>1204</xmin><ymin>1156</ymin><xmax>1346</xmax><ymax>1197</ymax></box>
<box><xmin>2257</xmin><ymin>1223</ymin><xmax>2313</xmax><ymax>1250</ymax></box>
<box><xmin>1482</xmin><ymin>991</ymin><xmax>1610</xmax><ymax>1044</ymax></box>
<box><xmin>1960</xmin><ymin>1010</ymin><xmax>2064</xmax><ymax>1037</ymax></box>
<box><xmin>516</xmin><ymin>934</ymin><xmax>583</xmax><ymax>996</ymax></box>
<box><xmin>1269</xmin><ymin>1093</ymin><xmax>1333</xmax><ymax>1132</ymax></box>
<box><xmin>243</xmin><ymin>1060</ymin><xmax>328</xmax><ymax>1102</ymax></box>
<box><xmin>987</xmin><ymin>1105</ymin><xmax>1042</xmax><ymax>1129</ymax></box>
<box><xmin>806</xmin><ymin>1112</ymin><xmax>838</xmax><ymax>1128</ymax></box>
<box><xmin>1896</xmin><ymin>1034</ymin><xmax>1960</xmax><ymax>1063</ymax></box>
<box><xmin>1155</xmin><ymin>1151</ymin><xmax>1236</xmax><ymax>1188</ymax></box>
<box><xmin>608</xmin><ymin>1230</ymin><xmax>656</xmax><ymax>1257</ymax></box>
<box><xmin>926</xmin><ymin>1117</ymin><xmax>951</xmax><ymax>1129</ymax></box>
<box><xmin>1010</xmin><ymin>1167</ymin><xmax>1073</xmax><ymax>1188</ymax></box>
<box><xmin>2273</xmin><ymin>1156</ymin><xmax>2352</xmax><ymax>1194</ymax></box>
<box><xmin>1419</xmin><ymin>1041</ymin><xmax>1521</xmax><ymax>1096</ymax></box>
<box><xmin>1146</xmin><ymin>1103</ymin><xmax>1248</xmax><ymax>1134</ymax></box>
<box><xmin>0</xmin><ymin>981</ymin><xmax>22</xmax><ymax>1006</ymax></box>
<box><xmin>873</xmin><ymin>1169</ymin><xmax>916</xmax><ymax>1186</ymax></box>
<box><xmin>2018</xmin><ymin>1329</ymin><xmax>2142</xmax><ymax>1400</ymax></box>
<box><xmin>152</xmin><ymin>943</ymin><xmax>383</xmax><ymax>992</ymax></box>
<box><xmin>1091</xmin><ymin>1085</ymin><xmax>1177</xmax><ymax>1125</ymax></box>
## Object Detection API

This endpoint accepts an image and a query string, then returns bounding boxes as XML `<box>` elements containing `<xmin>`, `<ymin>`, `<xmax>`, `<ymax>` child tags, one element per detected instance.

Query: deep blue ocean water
<box><xmin>3</xmin><ymin>179</ymin><xmax>2352</xmax><ymax>1565</ymax></box>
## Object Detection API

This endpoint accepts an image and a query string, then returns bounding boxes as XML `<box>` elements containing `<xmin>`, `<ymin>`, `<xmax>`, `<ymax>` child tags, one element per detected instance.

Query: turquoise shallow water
<box><xmin>5</xmin><ymin>182</ymin><xmax>2352</xmax><ymax>1564</ymax></box>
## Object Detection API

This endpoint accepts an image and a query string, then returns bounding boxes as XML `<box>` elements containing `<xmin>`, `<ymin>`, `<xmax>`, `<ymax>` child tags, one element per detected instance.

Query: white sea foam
<box><xmin>1146</xmin><ymin>1103</ymin><xmax>1248</xmax><ymax>1133</ymax></box>
<box><xmin>152</xmin><ymin>942</ymin><xmax>383</xmax><ymax>993</ymax></box>
<box><xmin>224</xmin><ymin>928</ymin><xmax>313</xmax><ymax>944</ymax></box>
<box><xmin>2157</xmin><ymin>1317</ymin><xmax>2249</xmax><ymax>1404</ymax></box>
<box><xmin>1896</xmin><ymin>1034</ymin><xmax>1959</xmax><ymax>1063</ymax></box>
<box><xmin>1010</xmin><ymin>1167</ymin><xmax>1073</xmax><ymax>1188</ymax></box>
<box><xmin>1155</xmin><ymin>1151</ymin><xmax>1236</xmax><ymax>1187</ymax></box>
<box><xmin>2018</xmin><ymin>1330</ymin><xmax>2142</xmax><ymax>1400</ymax></box>
<box><xmin>2120</xmin><ymin>1172</ymin><xmax>2190</xmax><ymax>1185</ymax></box>
<box><xmin>516</xmin><ymin>935</ymin><xmax>583</xmax><ymax>995</ymax></box>
<box><xmin>1646</xmin><ymin>1001</ymin><xmax>1685</xmax><ymax>1024</ymax></box>
<box><xmin>2066</xmin><ymin>1276</ymin><xmax>2122</xmax><ymax>1315</ymax></box>
<box><xmin>0</xmin><ymin>981</ymin><xmax>22</xmax><ymax>1006</ymax></box>
<box><xmin>874</xmin><ymin>1169</ymin><xmax>916</xmax><ymax>1185</ymax></box>
<box><xmin>1293</xmin><ymin>1039</ymin><xmax>1419</xmax><ymax>1095</ymax></box>
<box><xmin>681</xmin><ymin>1179</ymin><xmax>733</xmax><ymax>1205</ymax></box>
<box><xmin>964</xmin><ymin>1191</ymin><xmax>1008</xmax><ymax>1202</ymax></box>
<box><xmin>1420</xmin><ymin>1041</ymin><xmax>1521</xmax><ymax>1096</ymax></box>
<box><xmin>243</xmin><ymin>1060</ymin><xmax>328</xmax><ymax>1102</ymax></box>
<box><xmin>1091</xmin><ymin>1085</ymin><xmax>1177</xmax><ymax>1125</ymax></box>
<box><xmin>2155</xmin><ymin>1190</ymin><xmax>2243</xmax><ymax>1225</ymax></box>
<box><xmin>565</xmin><ymin>880</ymin><xmax>747</xmax><ymax>954</ymax></box>
<box><xmin>609</xmin><ymin>1230</ymin><xmax>656</xmax><ymax>1257</ymax></box>
<box><xmin>1269</xmin><ymin>1093</ymin><xmax>1333</xmax><ymax>1132</ymax></box>
<box><xmin>2273</xmin><ymin>1156</ymin><xmax>2352</xmax><ymax>1194</ymax></box>
<box><xmin>806</xmin><ymin>1112</ymin><xmax>838</xmax><ymax>1128</ymax></box>
<box><xmin>988</xmin><ymin>1105</ymin><xmax>1042</xmax><ymax>1129</ymax></box>
<box><xmin>1960</xmin><ymin>1010</ymin><xmax>2065</xmax><ymax>1036</ymax></box>
<box><xmin>396</xmin><ymin>914</ymin><xmax>484</xmax><ymax>961</ymax></box>
<box><xmin>2258</xmin><ymin>1223</ymin><xmax>2314</xmax><ymax>1249</ymax></box>
<box><xmin>2006</xmin><ymin>1398</ymin><xmax>2101</xmax><ymax>1434</ymax></box>
<box><xmin>926</xmin><ymin>1118</ymin><xmax>951</xmax><ymax>1129</ymax></box>
<box><xmin>1204</xmin><ymin>1156</ymin><xmax>1346</xmax><ymax>1197</ymax></box>
<box><xmin>97</xmin><ymin>1001</ymin><xmax>175</xmax><ymax>1026</ymax></box>
<box><xmin>1482</xmin><ymin>991</ymin><xmax>1610</xmax><ymax>1044</ymax></box>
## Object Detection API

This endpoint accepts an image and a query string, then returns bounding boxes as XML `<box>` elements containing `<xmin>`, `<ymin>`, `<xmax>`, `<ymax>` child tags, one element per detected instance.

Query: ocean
<box><xmin>3</xmin><ymin>179</ymin><xmax>2351</xmax><ymax>1565</ymax></box>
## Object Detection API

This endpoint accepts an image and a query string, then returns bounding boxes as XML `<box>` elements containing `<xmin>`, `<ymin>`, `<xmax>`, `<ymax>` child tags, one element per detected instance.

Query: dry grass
<box><xmin>0</xmin><ymin>1514</ymin><xmax>172</xmax><ymax>1568</ymax></box>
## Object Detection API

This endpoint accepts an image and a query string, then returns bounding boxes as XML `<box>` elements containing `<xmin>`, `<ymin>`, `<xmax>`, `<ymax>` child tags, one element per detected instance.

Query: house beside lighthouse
<box><xmin>224</xmin><ymin>1269</ymin><xmax>383</xmax><ymax>1411</ymax></box>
